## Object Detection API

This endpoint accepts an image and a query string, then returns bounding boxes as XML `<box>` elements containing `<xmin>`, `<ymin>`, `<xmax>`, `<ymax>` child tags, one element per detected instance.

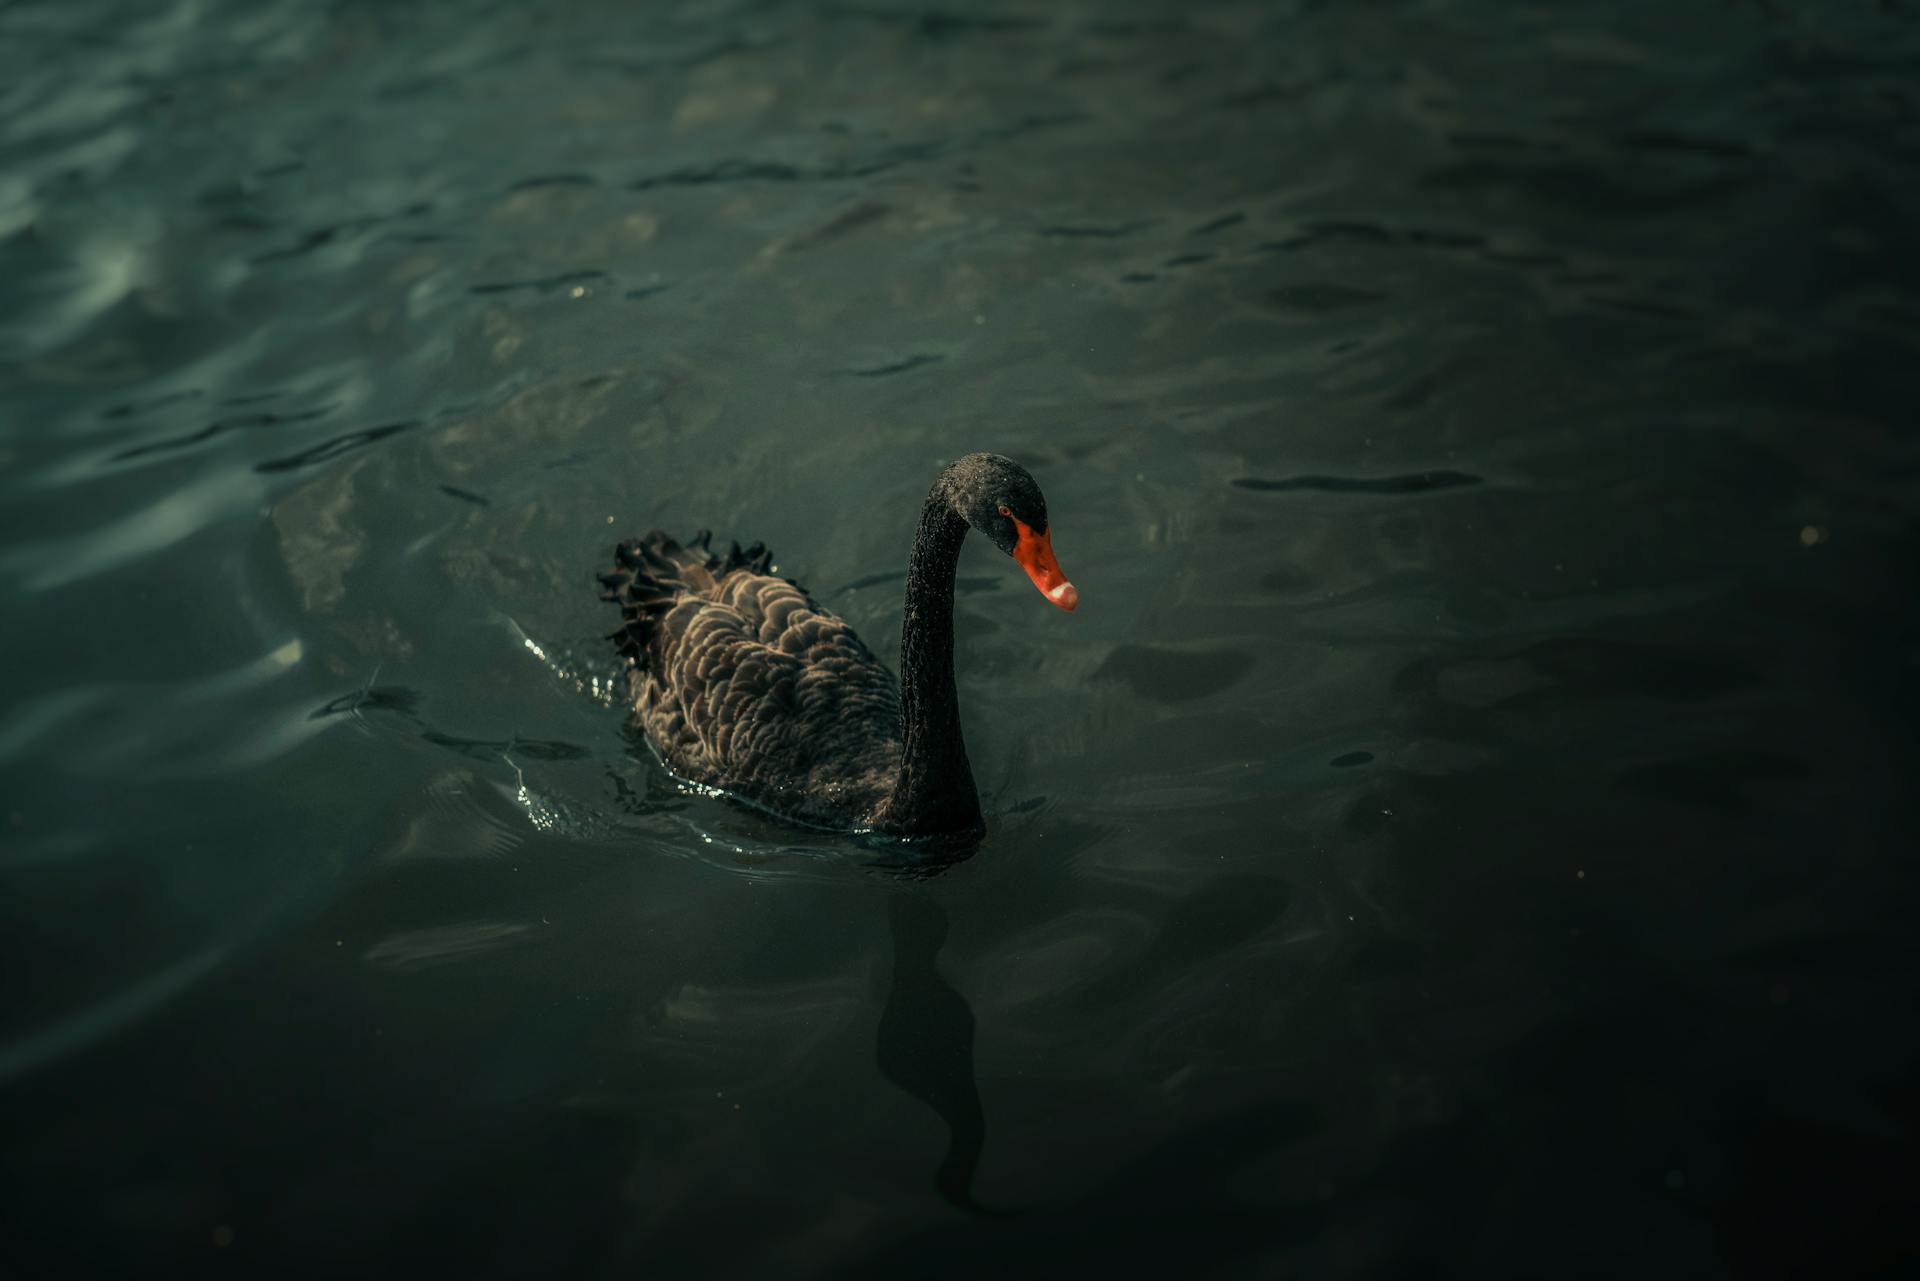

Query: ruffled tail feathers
<box><xmin>598</xmin><ymin>530</ymin><xmax>776</xmax><ymax>669</ymax></box>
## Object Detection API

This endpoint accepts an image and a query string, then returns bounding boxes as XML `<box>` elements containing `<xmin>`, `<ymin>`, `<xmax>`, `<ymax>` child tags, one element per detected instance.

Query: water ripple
<box><xmin>1231</xmin><ymin>471</ymin><xmax>1483</xmax><ymax>494</ymax></box>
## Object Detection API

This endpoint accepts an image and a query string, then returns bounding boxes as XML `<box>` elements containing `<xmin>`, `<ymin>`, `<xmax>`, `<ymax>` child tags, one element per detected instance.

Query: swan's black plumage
<box><xmin>597</xmin><ymin>453</ymin><xmax>1072</xmax><ymax>838</ymax></box>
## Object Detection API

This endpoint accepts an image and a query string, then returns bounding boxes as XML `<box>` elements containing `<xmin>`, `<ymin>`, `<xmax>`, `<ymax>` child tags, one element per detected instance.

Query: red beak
<box><xmin>1011</xmin><ymin>518</ymin><xmax>1078</xmax><ymax>611</ymax></box>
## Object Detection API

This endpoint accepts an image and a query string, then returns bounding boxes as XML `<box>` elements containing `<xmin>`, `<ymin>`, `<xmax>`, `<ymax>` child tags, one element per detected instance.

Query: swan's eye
<box><xmin>997</xmin><ymin>503</ymin><xmax>1012</xmax><ymax>517</ymax></box>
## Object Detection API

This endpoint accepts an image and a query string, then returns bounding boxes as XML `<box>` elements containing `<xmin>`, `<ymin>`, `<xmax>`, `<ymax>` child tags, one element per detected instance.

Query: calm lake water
<box><xmin>3</xmin><ymin>1</ymin><xmax>1918</xmax><ymax>1276</ymax></box>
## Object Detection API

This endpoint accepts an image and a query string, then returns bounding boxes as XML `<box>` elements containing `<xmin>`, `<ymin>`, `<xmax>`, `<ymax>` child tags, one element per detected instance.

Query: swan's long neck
<box><xmin>881</xmin><ymin>489</ymin><xmax>981</xmax><ymax>836</ymax></box>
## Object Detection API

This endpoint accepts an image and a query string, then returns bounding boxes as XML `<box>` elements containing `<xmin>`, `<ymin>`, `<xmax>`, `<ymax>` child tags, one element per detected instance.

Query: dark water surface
<box><xmin>4</xmin><ymin>1</ymin><xmax>1919</xmax><ymax>1276</ymax></box>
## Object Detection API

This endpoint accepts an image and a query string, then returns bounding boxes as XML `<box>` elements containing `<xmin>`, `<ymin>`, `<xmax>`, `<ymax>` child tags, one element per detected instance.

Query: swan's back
<box><xmin>598</xmin><ymin>530</ymin><xmax>904</xmax><ymax>828</ymax></box>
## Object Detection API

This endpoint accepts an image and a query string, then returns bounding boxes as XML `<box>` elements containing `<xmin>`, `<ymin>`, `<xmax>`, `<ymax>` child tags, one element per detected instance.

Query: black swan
<box><xmin>597</xmin><ymin>453</ymin><xmax>1076</xmax><ymax>839</ymax></box>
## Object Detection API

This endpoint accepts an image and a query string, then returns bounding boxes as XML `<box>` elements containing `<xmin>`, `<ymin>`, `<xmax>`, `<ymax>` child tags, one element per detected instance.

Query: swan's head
<box><xmin>942</xmin><ymin>452</ymin><xmax>1078</xmax><ymax>612</ymax></box>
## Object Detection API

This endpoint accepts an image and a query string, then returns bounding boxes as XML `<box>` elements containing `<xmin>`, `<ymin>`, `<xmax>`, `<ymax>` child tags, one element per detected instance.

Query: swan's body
<box><xmin>601</xmin><ymin>532</ymin><xmax>910</xmax><ymax>829</ymax></box>
<box><xmin>598</xmin><ymin>453</ymin><xmax>1075</xmax><ymax>838</ymax></box>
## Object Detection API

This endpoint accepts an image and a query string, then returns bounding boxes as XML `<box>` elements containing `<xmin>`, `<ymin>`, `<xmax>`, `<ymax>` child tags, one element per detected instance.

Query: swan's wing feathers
<box><xmin>604</xmin><ymin>533</ymin><xmax>900</xmax><ymax>822</ymax></box>
<box><xmin>662</xmin><ymin>571</ymin><xmax>897</xmax><ymax>749</ymax></box>
<box><xmin>649</xmin><ymin>598</ymin><xmax>897</xmax><ymax>790</ymax></box>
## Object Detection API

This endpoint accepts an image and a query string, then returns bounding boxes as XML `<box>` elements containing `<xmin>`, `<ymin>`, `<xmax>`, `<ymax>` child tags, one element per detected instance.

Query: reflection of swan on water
<box><xmin>877</xmin><ymin>892</ymin><xmax>1003</xmax><ymax>1215</ymax></box>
